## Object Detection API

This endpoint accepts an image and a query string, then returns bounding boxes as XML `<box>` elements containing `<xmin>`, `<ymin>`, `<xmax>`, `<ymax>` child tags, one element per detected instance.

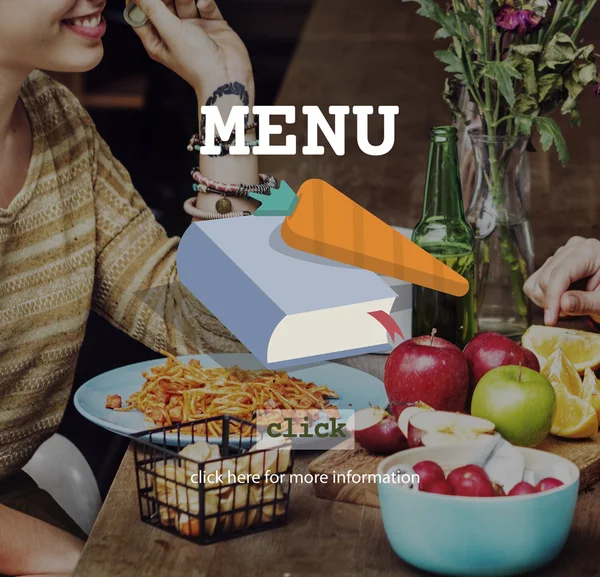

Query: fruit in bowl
<box><xmin>384</xmin><ymin>332</ymin><xmax>469</xmax><ymax>418</ymax></box>
<box><xmin>377</xmin><ymin>444</ymin><xmax>579</xmax><ymax>576</ymax></box>
<box><xmin>470</xmin><ymin>365</ymin><xmax>556</xmax><ymax>447</ymax></box>
<box><xmin>412</xmin><ymin>458</ymin><xmax>566</xmax><ymax>499</ymax></box>
<box><xmin>412</xmin><ymin>460</ymin><xmax>445</xmax><ymax>490</ymax></box>
<box><xmin>446</xmin><ymin>464</ymin><xmax>495</xmax><ymax>497</ymax></box>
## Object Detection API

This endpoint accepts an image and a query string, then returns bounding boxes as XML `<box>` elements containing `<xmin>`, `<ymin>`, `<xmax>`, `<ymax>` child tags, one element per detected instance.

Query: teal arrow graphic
<box><xmin>249</xmin><ymin>180</ymin><xmax>299</xmax><ymax>216</ymax></box>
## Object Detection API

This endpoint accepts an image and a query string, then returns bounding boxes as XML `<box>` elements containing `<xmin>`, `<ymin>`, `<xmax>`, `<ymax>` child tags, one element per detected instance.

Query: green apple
<box><xmin>471</xmin><ymin>365</ymin><xmax>556</xmax><ymax>447</ymax></box>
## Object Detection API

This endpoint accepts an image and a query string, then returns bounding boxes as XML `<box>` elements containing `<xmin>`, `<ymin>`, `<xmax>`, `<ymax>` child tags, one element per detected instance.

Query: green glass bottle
<box><xmin>412</xmin><ymin>126</ymin><xmax>476</xmax><ymax>348</ymax></box>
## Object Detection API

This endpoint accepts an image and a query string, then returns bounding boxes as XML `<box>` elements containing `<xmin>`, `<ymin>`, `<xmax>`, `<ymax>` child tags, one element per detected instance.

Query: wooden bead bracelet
<box><xmin>183</xmin><ymin>196</ymin><xmax>252</xmax><ymax>220</ymax></box>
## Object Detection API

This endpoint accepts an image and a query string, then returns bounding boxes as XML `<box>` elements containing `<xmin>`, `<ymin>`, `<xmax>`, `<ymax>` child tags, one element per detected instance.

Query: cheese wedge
<box><xmin>281</xmin><ymin>179</ymin><xmax>469</xmax><ymax>297</ymax></box>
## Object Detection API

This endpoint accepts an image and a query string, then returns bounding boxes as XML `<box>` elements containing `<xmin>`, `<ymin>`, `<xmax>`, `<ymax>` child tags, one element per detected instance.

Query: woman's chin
<box><xmin>47</xmin><ymin>45</ymin><xmax>104</xmax><ymax>73</ymax></box>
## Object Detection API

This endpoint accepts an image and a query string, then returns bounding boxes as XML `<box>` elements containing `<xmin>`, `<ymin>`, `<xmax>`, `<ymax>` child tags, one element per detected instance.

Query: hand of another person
<box><xmin>127</xmin><ymin>0</ymin><xmax>254</xmax><ymax>99</ymax></box>
<box><xmin>524</xmin><ymin>236</ymin><xmax>600</xmax><ymax>326</ymax></box>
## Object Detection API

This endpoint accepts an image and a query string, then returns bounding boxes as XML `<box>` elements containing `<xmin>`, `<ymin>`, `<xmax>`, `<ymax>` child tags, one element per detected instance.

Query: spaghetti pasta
<box><xmin>110</xmin><ymin>352</ymin><xmax>339</xmax><ymax>437</ymax></box>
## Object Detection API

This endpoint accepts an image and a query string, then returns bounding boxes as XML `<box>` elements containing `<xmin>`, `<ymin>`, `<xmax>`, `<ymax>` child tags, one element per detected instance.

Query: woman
<box><xmin>0</xmin><ymin>0</ymin><xmax>259</xmax><ymax>573</ymax></box>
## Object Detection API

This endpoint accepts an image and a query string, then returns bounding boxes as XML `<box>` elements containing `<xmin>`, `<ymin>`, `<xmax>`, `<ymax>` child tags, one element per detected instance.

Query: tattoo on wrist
<box><xmin>202</xmin><ymin>82</ymin><xmax>251</xmax><ymax>158</ymax></box>
<box><xmin>204</xmin><ymin>82</ymin><xmax>250</xmax><ymax>108</ymax></box>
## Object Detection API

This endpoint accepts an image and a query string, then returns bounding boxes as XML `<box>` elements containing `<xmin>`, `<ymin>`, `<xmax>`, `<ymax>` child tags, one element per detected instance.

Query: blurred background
<box><xmin>55</xmin><ymin>0</ymin><xmax>600</xmax><ymax>497</ymax></box>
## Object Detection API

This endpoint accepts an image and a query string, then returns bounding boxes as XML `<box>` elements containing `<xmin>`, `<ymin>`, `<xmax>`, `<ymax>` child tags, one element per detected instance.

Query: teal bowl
<box><xmin>377</xmin><ymin>445</ymin><xmax>579</xmax><ymax>576</ymax></box>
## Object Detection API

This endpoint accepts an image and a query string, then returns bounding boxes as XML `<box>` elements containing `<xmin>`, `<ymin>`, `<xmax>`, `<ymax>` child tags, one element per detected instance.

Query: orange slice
<box><xmin>541</xmin><ymin>348</ymin><xmax>584</xmax><ymax>397</ymax></box>
<box><xmin>550</xmin><ymin>382</ymin><xmax>598</xmax><ymax>438</ymax></box>
<box><xmin>281</xmin><ymin>179</ymin><xmax>470</xmax><ymax>297</ymax></box>
<box><xmin>522</xmin><ymin>325</ymin><xmax>600</xmax><ymax>374</ymax></box>
<box><xmin>582</xmin><ymin>367</ymin><xmax>600</xmax><ymax>422</ymax></box>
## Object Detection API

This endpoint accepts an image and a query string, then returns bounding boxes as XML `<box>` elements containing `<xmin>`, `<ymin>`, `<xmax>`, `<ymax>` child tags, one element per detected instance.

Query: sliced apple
<box><xmin>346</xmin><ymin>407</ymin><xmax>407</xmax><ymax>454</ymax></box>
<box><xmin>407</xmin><ymin>411</ymin><xmax>495</xmax><ymax>448</ymax></box>
<box><xmin>397</xmin><ymin>402</ymin><xmax>434</xmax><ymax>438</ymax></box>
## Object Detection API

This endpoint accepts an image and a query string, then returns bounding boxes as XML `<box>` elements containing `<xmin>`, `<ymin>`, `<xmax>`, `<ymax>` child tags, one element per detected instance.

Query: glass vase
<box><xmin>465</xmin><ymin>130</ymin><xmax>535</xmax><ymax>339</ymax></box>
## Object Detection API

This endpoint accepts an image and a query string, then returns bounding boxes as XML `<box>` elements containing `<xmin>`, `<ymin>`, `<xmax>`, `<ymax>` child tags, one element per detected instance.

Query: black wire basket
<box><xmin>130</xmin><ymin>415</ymin><xmax>294</xmax><ymax>544</ymax></box>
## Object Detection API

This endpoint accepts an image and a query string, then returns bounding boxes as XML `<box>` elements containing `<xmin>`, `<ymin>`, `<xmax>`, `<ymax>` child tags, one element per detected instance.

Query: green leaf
<box><xmin>434</xmin><ymin>28</ymin><xmax>451</xmax><ymax>39</ymax></box>
<box><xmin>538</xmin><ymin>73</ymin><xmax>563</xmax><ymax>101</ymax></box>
<box><xmin>403</xmin><ymin>0</ymin><xmax>459</xmax><ymax>38</ymax></box>
<box><xmin>512</xmin><ymin>44</ymin><xmax>543</xmax><ymax>57</ymax></box>
<box><xmin>579</xmin><ymin>62</ymin><xmax>598</xmax><ymax>85</ymax></box>
<box><xmin>510</xmin><ymin>54</ymin><xmax>537</xmax><ymax>95</ymax></box>
<box><xmin>561</xmin><ymin>95</ymin><xmax>577</xmax><ymax>114</ymax></box>
<box><xmin>579</xmin><ymin>44</ymin><xmax>595</xmax><ymax>61</ymax></box>
<box><xmin>435</xmin><ymin>49</ymin><xmax>466</xmax><ymax>79</ymax></box>
<box><xmin>541</xmin><ymin>33</ymin><xmax>578</xmax><ymax>70</ymax></box>
<box><xmin>564</xmin><ymin>73</ymin><xmax>584</xmax><ymax>101</ymax></box>
<box><xmin>513</xmin><ymin>94</ymin><xmax>539</xmax><ymax>115</ymax></box>
<box><xmin>534</xmin><ymin>117</ymin><xmax>569</xmax><ymax>166</ymax></box>
<box><xmin>514</xmin><ymin>116</ymin><xmax>534</xmax><ymax>137</ymax></box>
<box><xmin>484</xmin><ymin>61</ymin><xmax>522</xmax><ymax>107</ymax></box>
<box><xmin>455</xmin><ymin>9</ymin><xmax>482</xmax><ymax>33</ymax></box>
<box><xmin>570</xmin><ymin>108</ymin><xmax>581</xmax><ymax>128</ymax></box>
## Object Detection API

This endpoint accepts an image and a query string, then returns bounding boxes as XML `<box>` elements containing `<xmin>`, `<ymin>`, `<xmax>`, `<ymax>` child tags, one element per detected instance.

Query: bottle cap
<box><xmin>124</xmin><ymin>3</ymin><xmax>149</xmax><ymax>27</ymax></box>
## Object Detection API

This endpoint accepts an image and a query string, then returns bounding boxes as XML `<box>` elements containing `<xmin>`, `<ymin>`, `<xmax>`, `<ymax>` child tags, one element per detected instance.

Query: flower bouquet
<box><xmin>406</xmin><ymin>0</ymin><xmax>599</xmax><ymax>336</ymax></box>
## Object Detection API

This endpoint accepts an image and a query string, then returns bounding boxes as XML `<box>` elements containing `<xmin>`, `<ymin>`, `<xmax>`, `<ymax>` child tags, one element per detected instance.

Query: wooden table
<box><xmin>74</xmin><ymin>0</ymin><xmax>600</xmax><ymax>573</ymax></box>
<box><xmin>74</xmin><ymin>354</ymin><xmax>600</xmax><ymax>577</ymax></box>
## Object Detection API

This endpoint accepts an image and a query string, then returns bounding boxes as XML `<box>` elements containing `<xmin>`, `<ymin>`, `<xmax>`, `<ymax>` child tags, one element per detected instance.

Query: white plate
<box><xmin>74</xmin><ymin>354</ymin><xmax>388</xmax><ymax>446</ymax></box>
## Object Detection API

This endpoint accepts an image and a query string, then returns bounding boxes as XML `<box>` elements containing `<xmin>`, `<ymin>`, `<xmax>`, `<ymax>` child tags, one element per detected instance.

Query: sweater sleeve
<box><xmin>90</xmin><ymin>130</ymin><xmax>246</xmax><ymax>356</ymax></box>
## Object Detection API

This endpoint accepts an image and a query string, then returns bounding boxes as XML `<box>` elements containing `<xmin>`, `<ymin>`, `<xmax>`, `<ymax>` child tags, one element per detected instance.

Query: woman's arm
<box><xmin>0</xmin><ymin>504</ymin><xmax>83</xmax><ymax>576</ymax></box>
<box><xmin>91</xmin><ymin>0</ymin><xmax>264</xmax><ymax>353</ymax></box>
<box><xmin>129</xmin><ymin>0</ymin><xmax>260</xmax><ymax>213</ymax></box>
<box><xmin>91</xmin><ymin>131</ymin><xmax>245</xmax><ymax>355</ymax></box>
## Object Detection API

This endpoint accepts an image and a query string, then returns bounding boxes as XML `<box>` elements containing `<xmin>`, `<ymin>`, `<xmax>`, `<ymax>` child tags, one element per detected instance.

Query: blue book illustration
<box><xmin>177</xmin><ymin>216</ymin><xmax>399</xmax><ymax>368</ymax></box>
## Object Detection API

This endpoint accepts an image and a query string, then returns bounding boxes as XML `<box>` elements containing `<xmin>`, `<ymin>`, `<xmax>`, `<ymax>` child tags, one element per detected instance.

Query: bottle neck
<box><xmin>422</xmin><ymin>134</ymin><xmax>465</xmax><ymax>220</ymax></box>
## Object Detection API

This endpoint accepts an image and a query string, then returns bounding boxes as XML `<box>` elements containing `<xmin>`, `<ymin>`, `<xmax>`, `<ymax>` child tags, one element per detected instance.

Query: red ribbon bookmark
<box><xmin>368</xmin><ymin>310</ymin><xmax>405</xmax><ymax>344</ymax></box>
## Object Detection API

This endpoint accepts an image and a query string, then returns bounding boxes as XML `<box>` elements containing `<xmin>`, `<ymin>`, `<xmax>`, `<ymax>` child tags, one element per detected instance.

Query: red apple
<box><xmin>508</xmin><ymin>481</ymin><xmax>537</xmax><ymax>496</ymax></box>
<box><xmin>384</xmin><ymin>332</ymin><xmax>469</xmax><ymax>416</ymax></box>
<box><xmin>535</xmin><ymin>477</ymin><xmax>564</xmax><ymax>492</ymax></box>
<box><xmin>397</xmin><ymin>402</ymin><xmax>434</xmax><ymax>438</ymax></box>
<box><xmin>346</xmin><ymin>407</ymin><xmax>407</xmax><ymax>454</ymax></box>
<box><xmin>422</xmin><ymin>479</ymin><xmax>455</xmax><ymax>495</ymax></box>
<box><xmin>413</xmin><ymin>460</ymin><xmax>445</xmax><ymax>490</ymax></box>
<box><xmin>463</xmin><ymin>332</ymin><xmax>541</xmax><ymax>396</ymax></box>
<box><xmin>447</xmin><ymin>465</ymin><xmax>495</xmax><ymax>497</ymax></box>
<box><xmin>407</xmin><ymin>410</ymin><xmax>495</xmax><ymax>448</ymax></box>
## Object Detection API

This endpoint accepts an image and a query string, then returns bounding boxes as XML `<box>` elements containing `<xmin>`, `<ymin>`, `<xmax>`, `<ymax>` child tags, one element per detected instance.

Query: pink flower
<box><xmin>496</xmin><ymin>5</ymin><xmax>542</xmax><ymax>35</ymax></box>
<box><xmin>595</xmin><ymin>83</ymin><xmax>600</xmax><ymax>98</ymax></box>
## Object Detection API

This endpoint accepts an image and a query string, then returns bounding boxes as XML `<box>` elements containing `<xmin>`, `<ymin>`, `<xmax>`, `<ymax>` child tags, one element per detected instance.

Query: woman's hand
<box><xmin>524</xmin><ymin>236</ymin><xmax>600</xmax><ymax>326</ymax></box>
<box><xmin>127</xmin><ymin>0</ymin><xmax>254</xmax><ymax>99</ymax></box>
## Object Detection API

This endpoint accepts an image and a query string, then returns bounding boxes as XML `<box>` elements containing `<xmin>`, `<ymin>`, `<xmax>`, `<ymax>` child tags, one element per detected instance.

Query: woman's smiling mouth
<box><xmin>62</xmin><ymin>11</ymin><xmax>107</xmax><ymax>39</ymax></box>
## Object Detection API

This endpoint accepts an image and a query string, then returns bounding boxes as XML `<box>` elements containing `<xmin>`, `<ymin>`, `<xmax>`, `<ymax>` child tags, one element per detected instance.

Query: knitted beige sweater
<box><xmin>0</xmin><ymin>71</ymin><xmax>244</xmax><ymax>479</ymax></box>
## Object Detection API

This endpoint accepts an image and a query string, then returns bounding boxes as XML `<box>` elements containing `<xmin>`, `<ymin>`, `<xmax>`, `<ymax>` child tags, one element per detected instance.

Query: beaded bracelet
<box><xmin>188</xmin><ymin>172</ymin><xmax>278</xmax><ymax>217</ymax></box>
<box><xmin>191</xmin><ymin>171</ymin><xmax>278</xmax><ymax>199</ymax></box>
<box><xmin>192</xmin><ymin>182</ymin><xmax>272</xmax><ymax>198</ymax></box>
<box><xmin>183</xmin><ymin>196</ymin><xmax>252</xmax><ymax>220</ymax></box>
